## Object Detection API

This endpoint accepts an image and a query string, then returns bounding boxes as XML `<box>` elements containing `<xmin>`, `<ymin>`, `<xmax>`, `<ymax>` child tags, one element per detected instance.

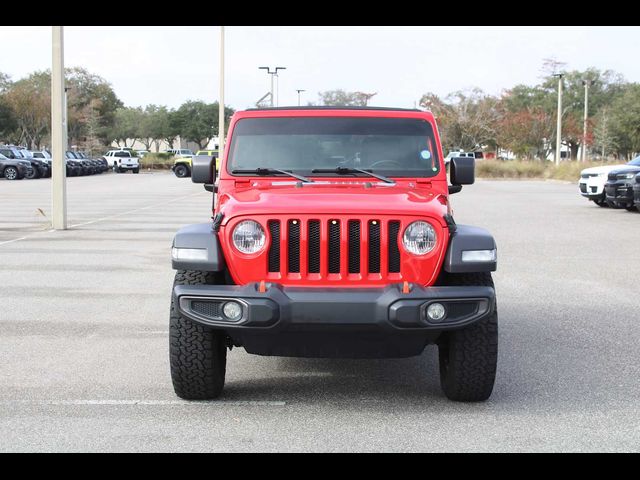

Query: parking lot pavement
<box><xmin>1</xmin><ymin>174</ymin><xmax>639</xmax><ymax>452</ymax></box>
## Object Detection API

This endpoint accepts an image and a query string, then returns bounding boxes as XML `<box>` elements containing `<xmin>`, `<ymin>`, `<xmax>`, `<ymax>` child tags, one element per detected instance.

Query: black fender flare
<box><xmin>444</xmin><ymin>225</ymin><xmax>497</xmax><ymax>273</ymax></box>
<box><xmin>171</xmin><ymin>223</ymin><xmax>226</xmax><ymax>272</ymax></box>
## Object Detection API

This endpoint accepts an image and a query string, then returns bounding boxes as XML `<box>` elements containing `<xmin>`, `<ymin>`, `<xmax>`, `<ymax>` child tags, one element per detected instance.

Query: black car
<box><xmin>604</xmin><ymin>156</ymin><xmax>640</xmax><ymax>211</ymax></box>
<box><xmin>0</xmin><ymin>152</ymin><xmax>32</xmax><ymax>180</ymax></box>
<box><xmin>0</xmin><ymin>146</ymin><xmax>50</xmax><ymax>179</ymax></box>
<box><xmin>65</xmin><ymin>151</ymin><xmax>89</xmax><ymax>175</ymax></box>
<box><xmin>633</xmin><ymin>173</ymin><xmax>640</xmax><ymax>210</ymax></box>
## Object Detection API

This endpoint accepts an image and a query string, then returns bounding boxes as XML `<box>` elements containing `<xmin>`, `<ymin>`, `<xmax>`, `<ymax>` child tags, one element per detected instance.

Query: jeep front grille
<box><xmin>267</xmin><ymin>217</ymin><xmax>402</xmax><ymax>279</ymax></box>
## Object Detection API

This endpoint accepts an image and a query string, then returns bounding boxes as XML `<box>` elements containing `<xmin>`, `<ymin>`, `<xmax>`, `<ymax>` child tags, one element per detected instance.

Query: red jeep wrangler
<box><xmin>170</xmin><ymin>107</ymin><xmax>498</xmax><ymax>402</ymax></box>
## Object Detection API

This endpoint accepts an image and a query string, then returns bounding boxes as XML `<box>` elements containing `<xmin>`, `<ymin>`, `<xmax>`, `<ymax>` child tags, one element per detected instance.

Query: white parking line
<box><xmin>1</xmin><ymin>400</ymin><xmax>286</xmax><ymax>406</ymax></box>
<box><xmin>67</xmin><ymin>191</ymin><xmax>204</xmax><ymax>229</ymax></box>
<box><xmin>0</xmin><ymin>236</ymin><xmax>30</xmax><ymax>247</ymax></box>
<box><xmin>0</xmin><ymin>191</ymin><xmax>204</xmax><ymax>248</ymax></box>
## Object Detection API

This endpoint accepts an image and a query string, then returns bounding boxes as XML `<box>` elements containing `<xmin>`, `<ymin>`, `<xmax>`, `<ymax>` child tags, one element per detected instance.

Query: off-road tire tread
<box><xmin>438</xmin><ymin>272</ymin><xmax>498</xmax><ymax>402</ymax></box>
<box><xmin>170</xmin><ymin>270</ymin><xmax>226</xmax><ymax>400</ymax></box>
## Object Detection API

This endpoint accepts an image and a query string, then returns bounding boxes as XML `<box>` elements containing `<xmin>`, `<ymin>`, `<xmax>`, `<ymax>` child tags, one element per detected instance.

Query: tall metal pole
<box><xmin>51</xmin><ymin>26</ymin><xmax>67</xmax><ymax>230</ymax></box>
<box><xmin>296</xmin><ymin>89</ymin><xmax>305</xmax><ymax>106</ymax></box>
<box><xmin>554</xmin><ymin>73</ymin><xmax>564</xmax><ymax>166</ymax></box>
<box><xmin>582</xmin><ymin>80</ymin><xmax>590</xmax><ymax>163</ymax></box>
<box><xmin>270</xmin><ymin>74</ymin><xmax>274</xmax><ymax>107</ymax></box>
<box><xmin>219</xmin><ymin>26</ymin><xmax>225</xmax><ymax>156</ymax></box>
<box><xmin>259</xmin><ymin>67</ymin><xmax>286</xmax><ymax>108</ymax></box>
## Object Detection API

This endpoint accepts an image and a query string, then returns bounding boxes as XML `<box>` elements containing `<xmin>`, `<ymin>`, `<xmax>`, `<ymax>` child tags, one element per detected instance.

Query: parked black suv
<box><xmin>0</xmin><ymin>152</ymin><xmax>31</xmax><ymax>180</ymax></box>
<box><xmin>633</xmin><ymin>173</ymin><xmax>640</xmax><ymax>210</ymax></box>
<box><xmin>604</xmin><ymin>156</ymin><xmax>640</xmax><ymax>211</ymax></box>
<box><xmin>0</xmin><ymin>146</ymin><xmax>49</xmax><ymax>179</ymax></box>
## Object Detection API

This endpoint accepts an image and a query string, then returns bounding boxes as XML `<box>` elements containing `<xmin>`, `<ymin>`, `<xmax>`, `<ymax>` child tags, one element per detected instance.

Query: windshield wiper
<box><xmin>311</xmin><ymin>166</ymin><xmax>394</xmax><ymax>184</ymax></box>
<box><xmin>232</xmin><ymin>168</ymin><xmax>314</xmax><ymax>183</ymax></box>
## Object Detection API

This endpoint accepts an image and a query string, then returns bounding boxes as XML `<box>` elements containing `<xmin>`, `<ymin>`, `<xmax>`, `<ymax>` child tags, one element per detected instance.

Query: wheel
<box><xmin>593</xmin><ymin>195</ymin><xmax>607</xmax><ymax>207</ymax></box>
<box><xmin>3</xmin><ymin>166</ymin><xmax>21</xmax><ymax>180</ymax></box>
<box><xmin>24</xmin><ymin>167</ymin><xmax>40</xmax><ymax>179</ymax></box>
<box><xmin>133</xmin><ymin>168</ymin><xmax>140</xmax><ymax>174</ymax></box>
<box><xmin>170</xmin><ymin>270</ymin><xmax>227</xmax><ymax>400</ymax></box>
<box><xmin>437</xmin><ymin>272</ymin><xmax>498</xmax><ymax>402</ymax></box>
<box><xmin>174</xmin><ymin>164</ymin><xmax>189</xmax><ymax>178</ymax></box>
<box><xmin>625</xmin><ymin>205</ymin><xmax>637</xmax><ymax>212</ymax></box>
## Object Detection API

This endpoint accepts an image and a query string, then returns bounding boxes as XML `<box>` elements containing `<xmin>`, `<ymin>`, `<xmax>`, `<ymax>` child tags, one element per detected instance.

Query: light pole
<box><xmin>51</xmin><ymin>26</ymin><xmax>67</xmax><ymax>230</ymax></box>
<box><xmin>553</xmin><ymin>73</ymin><xmax>564</xmax><ymax>166</ymax></box>
<box><xmin>259</xmin><ymin>66</ymin><xmax>286</xmax><ymax>107</ymax></box>
<box><xmin>296</xmin><ymin>89</ymin><xmax>305</xmax><ymax>106</ymax></box>
<box><xmin>582</xmin><ymin>79</ymin><xmax>593</xmax><ymax>163</ymax></box>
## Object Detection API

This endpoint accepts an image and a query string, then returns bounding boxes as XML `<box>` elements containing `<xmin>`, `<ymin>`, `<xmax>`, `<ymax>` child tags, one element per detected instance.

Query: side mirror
<box><xmin>450</xmin><ymin>156</ymin><xmax>475</xmax><ymax>186</ymax></box>
<box><xmin>191</xmin><ymin>155</ymin><xmax>216</xmax><ymax>184</ymax></box>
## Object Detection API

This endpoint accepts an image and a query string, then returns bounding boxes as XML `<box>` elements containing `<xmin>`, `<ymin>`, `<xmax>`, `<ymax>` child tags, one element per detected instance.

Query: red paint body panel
<box><xmin>215</xmin><ymin>108</ymin><xmax>451</xmax><ymax>288</ymax></box>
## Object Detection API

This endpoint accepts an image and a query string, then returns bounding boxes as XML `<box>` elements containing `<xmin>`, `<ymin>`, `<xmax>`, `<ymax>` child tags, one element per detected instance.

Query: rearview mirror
<box><xmin>191</xmin><ymin>155</ymin><xmax>216</xmax><ymax>184</ymax></box>
<box><xmin>450</xmin><ymin>157</ymin><xmax>475</xmax><ymax>186</ymax></box>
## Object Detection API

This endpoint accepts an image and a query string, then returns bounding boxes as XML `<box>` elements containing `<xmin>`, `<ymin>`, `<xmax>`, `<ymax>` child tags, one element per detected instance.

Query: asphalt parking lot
<box><xmin>1</xmin><ymin>172</ymin><xmax>638</xmax><ymax>452</ymax></box>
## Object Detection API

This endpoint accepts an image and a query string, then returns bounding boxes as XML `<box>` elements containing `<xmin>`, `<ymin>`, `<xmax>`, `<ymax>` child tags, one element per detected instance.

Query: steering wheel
<box><xmin>368</xmin><ymin>159</ymin><xmax>402</xmax><ymax>168</ymax></box>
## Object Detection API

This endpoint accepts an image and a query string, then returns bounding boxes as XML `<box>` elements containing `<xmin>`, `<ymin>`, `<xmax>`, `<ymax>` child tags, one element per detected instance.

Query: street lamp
<box><xmin>553</xmin><ymin>73</ymin><xmax>564</xmax><ymax>166</ymax></box>
<box><xmin>259</xmin><ymin>66</ymin><xmax>286</xmax><ymax>107</ymax></box>
<box><xmin>582</xmin><ymin>79</ymin><xmax>594</xmax><ymax>163</ymax></box>
<box><xmin>296</xmin><ymin>89</ymin><xmax>305</xmax><ymax>106</ymax></box>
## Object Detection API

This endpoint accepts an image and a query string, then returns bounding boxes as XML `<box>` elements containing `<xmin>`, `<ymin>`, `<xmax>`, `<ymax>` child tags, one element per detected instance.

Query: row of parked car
<box><xmin>0</xmin><ymin>145</ymin><xmax>110</xmax><ymax>180</ymax></box>
<box><xmin>579</xmin><ymin>156</ymin><xmax>640</xmax><ymax>211</ymax></box>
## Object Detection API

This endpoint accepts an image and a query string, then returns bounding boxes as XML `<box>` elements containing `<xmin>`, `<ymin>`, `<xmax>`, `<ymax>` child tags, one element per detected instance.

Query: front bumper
<box><xmin>173</xmin><ymin>282</ymin><xmax>495</xmax><ymax>358</ymax></box>
<box><xmin>579</xmin><ymin>178</ymin><xmax>605</xmax><ymax>199</ymax></box>
<box><xmin>605</xmin><ymin>181</ymin><xmax>634</xmax><ymax>205</ymax></box>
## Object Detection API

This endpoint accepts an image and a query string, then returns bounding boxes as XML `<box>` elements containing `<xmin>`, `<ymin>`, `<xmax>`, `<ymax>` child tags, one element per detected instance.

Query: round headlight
<box><xmin>232</xmin><ymin>220</ymin><xmax>266</xmax><ymax>254</ymax></box>
<box><xmin>403</xmin><ymin>221</ymin><xmax>436</xmax><ymax>255</ymax></box>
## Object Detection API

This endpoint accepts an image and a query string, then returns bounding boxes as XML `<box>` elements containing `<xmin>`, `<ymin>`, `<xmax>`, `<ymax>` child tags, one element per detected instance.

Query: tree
<box><xmin>174</xmin><ymin>101</ymin><xmax>234</xmax><ymax>149</ymax></box>
<box><xmin>3</xmin><ymin>72</ymin><xmax>51</xmax><ymax>149</ymax></box>
<box><xmin>317</xmin><ymin>89</ymin><xmax>376</xmax><ymax>107</ymax></box>
<box><xmin>0</xmin><ymin>72</ymin><xmax>12</xmax><ymax>93</ymax></box>
<box><xmin>608</xmin><ymin>84</ymin><xmax>640</xmax><ymax>159</ymax></box>
<box><xmin>65</xmin><ymin>67</ymin><xmax>123</xmax><ymax>147</ymax></box>
<box><xmin>109</xmin><ymin>107</ymin><xmax>143</xmax><ymax>148</ymax></box>
<box><xmin>0</xmin><ymin>73</ymin><xmax>17</xmax><ymax>141</ymax></box>
<box><xmin>420</xmin><ymin>89</ymin><xmax>500</xmax><ymax>153</ymax></box>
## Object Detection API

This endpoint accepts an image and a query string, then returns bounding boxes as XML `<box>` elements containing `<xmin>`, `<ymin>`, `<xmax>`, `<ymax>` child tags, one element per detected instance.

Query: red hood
<box><xmin>217</xmin><ymin>180</ymin><xmax>449</xmax><ymax>226</ymax></box>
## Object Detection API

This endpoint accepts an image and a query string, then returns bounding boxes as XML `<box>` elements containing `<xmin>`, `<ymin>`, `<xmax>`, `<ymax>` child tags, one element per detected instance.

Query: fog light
<box><xmin>426</xmin><ymin>303</ymin><xmax>446</xmax><ymax>322</ymax></box>
<box><xmin>222</xmin><ymin>301</ymin><xmax>243</xmax><ymax>321</ymax></box>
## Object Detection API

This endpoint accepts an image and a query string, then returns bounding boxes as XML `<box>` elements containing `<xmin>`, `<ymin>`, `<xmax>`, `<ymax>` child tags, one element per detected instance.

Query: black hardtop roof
<box><xmin>245</xmin><ymin>106</ymin><xmax>422</xmax><ymax>112</ymax></box>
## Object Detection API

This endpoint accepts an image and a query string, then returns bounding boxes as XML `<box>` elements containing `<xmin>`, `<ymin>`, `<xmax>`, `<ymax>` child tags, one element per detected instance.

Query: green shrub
<box><xmin>476</xmin><ymin>159</ymin><xmax>619</xmax><ymax>181</ymax></box>
<box><xmin>139</xmin><ymin>152</ymin><xmax>174</xmax><ymax>169</ymax></box>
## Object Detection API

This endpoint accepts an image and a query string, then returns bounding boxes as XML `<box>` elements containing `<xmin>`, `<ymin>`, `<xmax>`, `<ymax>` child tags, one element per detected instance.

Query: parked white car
<box><xmin>103</xmin><ymin>150</ymin><xmax>140</xmax><ymax>174</ymax></box>
<box><xmin>579</xmin><ymin>161</ymin><xmax>633</xmax><ymax>206</ymax></box>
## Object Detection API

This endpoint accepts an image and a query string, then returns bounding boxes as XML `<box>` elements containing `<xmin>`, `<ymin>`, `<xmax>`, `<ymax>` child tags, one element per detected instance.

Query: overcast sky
<box><xmin>2</xmin><ymin>26</ymin><xmax>639</xmax><ymax>110</ymax></box>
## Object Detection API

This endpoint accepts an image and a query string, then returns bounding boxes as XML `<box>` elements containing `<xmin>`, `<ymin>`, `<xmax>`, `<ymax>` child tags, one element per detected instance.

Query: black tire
<box><xmin>437</xmin><ymin>272</ymin><xmax>498</xmax><ymax>402</ymax></box>
<box><xmin>625</xmin><ymin>205</ymin><xmax>637</xmax><ymax>212</ymax></box>
<box><xmin>133</xmin><ymin>168</ymin><xmax>140</xmax><ymax>174</ymax></box>
<box><xmin>174</xmin><ymin>164</ymin><xmax>189</xmax><ymax>178</ymax></box>
<box><xmin>170</xmin><ymin>270</ymin><xmax>227</xmax><ymax>400</ymax></box>
<box><xmin>593</xmin><ymin>196</ymin><xmax>607</xmax><ymax>207</ymax></box>
<box><xmin>3</xmin><ymin>166</ymin><xmax>22</xmax><ymax>180</ymax></box>
<box><xmin>24</xmin><ymin>167</ymin><xmax>40</xmax><ymax>179</ymax></box>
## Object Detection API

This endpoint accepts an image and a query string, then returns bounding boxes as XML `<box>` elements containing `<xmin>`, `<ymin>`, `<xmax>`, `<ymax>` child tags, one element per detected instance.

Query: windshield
<box><xmin>228</xmin><ymin>117</ymin><xmax>441</xmax><ymax>177</ymax></box>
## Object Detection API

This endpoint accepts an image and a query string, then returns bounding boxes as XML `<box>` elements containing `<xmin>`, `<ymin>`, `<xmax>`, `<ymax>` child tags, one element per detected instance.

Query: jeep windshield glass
<box><xmin>227</xmin><ymin>117</ymin><xmax>440</xmax><ymax>178</ymax></box>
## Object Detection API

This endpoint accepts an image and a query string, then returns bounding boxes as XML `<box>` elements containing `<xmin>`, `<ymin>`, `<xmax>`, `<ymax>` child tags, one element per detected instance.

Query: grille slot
<box><xmin>328</xmin><ymin>220</ymin><xmax>341</xmax><ymax>274</ymax></box>
<box><xmin>308</xmin><ymin>220</ymin><xmax>320</xmax><ymax>273</ymax></box>
<box><xmin>348</xmin><ymin>220</ymin><xmax>360</xmax><ymax>274</ymax></box>
<box><xmin>388</xmin><ymin>221</ymin><xmax>401</xmax><ymax>273</ymax></box>
<box><xmin>191</xmin><ymin>301</ymin><xmax>222</xmax><ymax>319</ymax></box>
<box><xmin>368</xmin><ymin>221</ymin><xmax>381</xmax><ymax>273</ymax></box>
<box><xmin>288</xmin><ymin>220</ymin><xmax>300</xmax><ymax>273</ymax></box>
<box><xmin>267</xmin><ymin>220</ymin><xmax>280</xmax><ymax>272</ymax></box>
